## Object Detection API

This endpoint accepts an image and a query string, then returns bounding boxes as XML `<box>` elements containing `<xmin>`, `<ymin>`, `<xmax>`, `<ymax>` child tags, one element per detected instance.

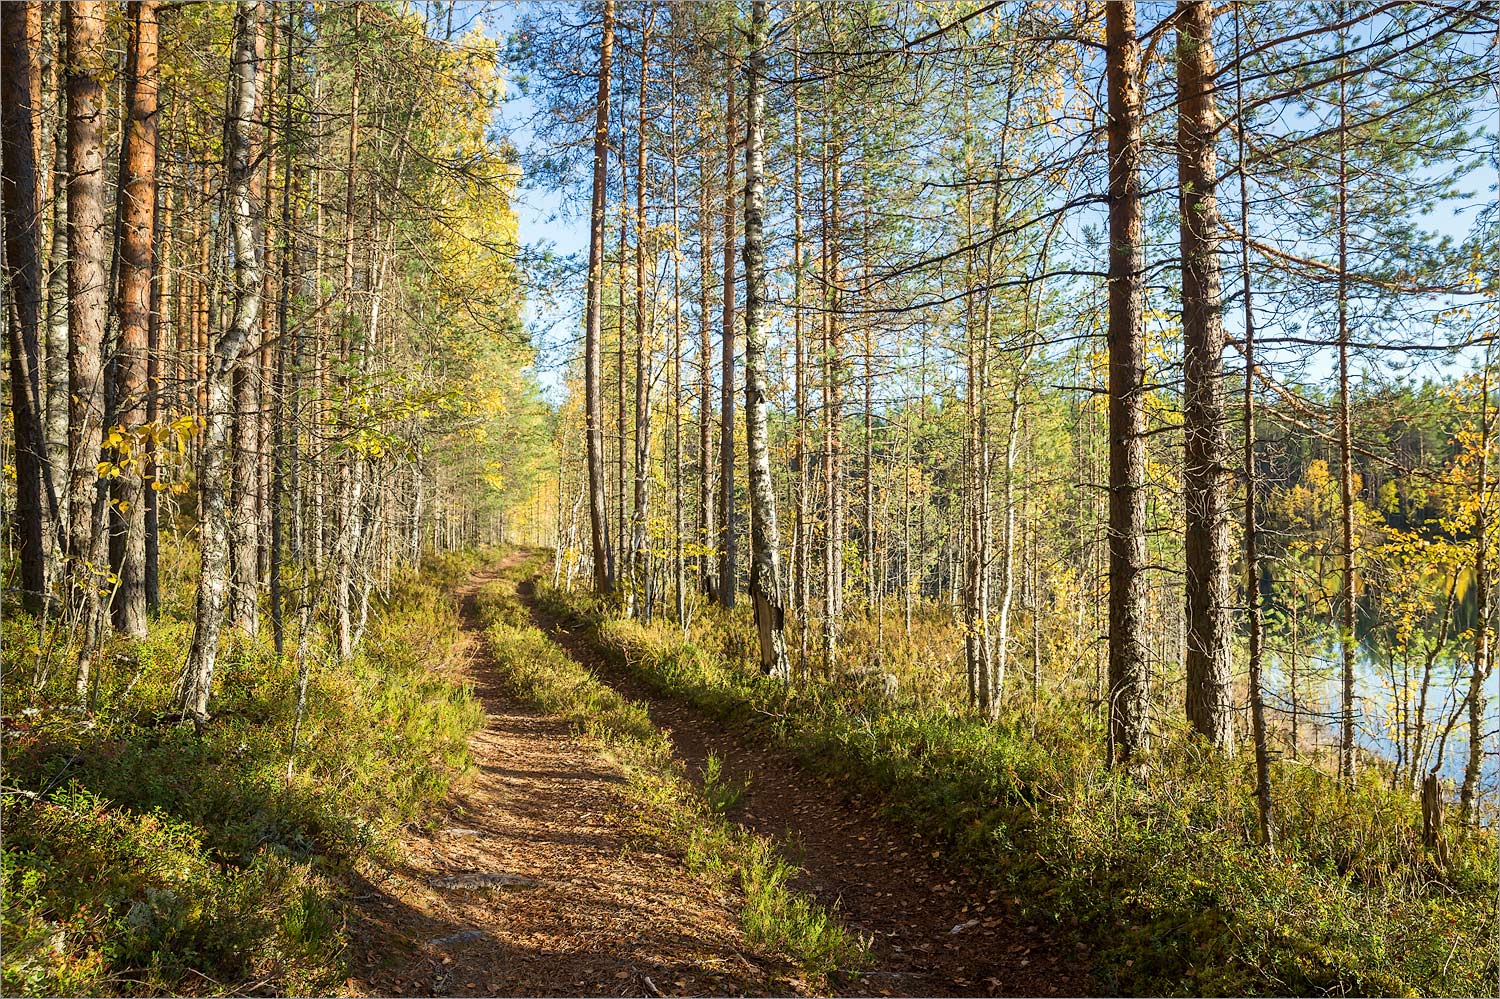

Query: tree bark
<box><xmin>742</xmin><ymin>0</ymin><xmax>789</xmax><ymax>679</ymax></box>
<box><xmin>270</xmin><ymin>4</ymin><xmax>300</xmax><ymax>656</ymax></box>
<box><xmin>1105</xmin><ymin>0</ymin><xmax>1148</xmax><ymax>767</ymax></box>
<box><xmin>180</xmin><ymin>0</ymin><xmax>262</xmax><ymax>724</ymax></box>
<box><xmin>1234</xmin><ymin>6</ymin><xmax>1273</xmax><ymax>845</ymax></box>
<box><xmin>333</xmin><ymin>6</ymin><xmax>362</xmax><ymax>658</ymax></box>
<box><xmin>1177</xmin><ymin>0</ymin><xmax>1234</xmax><ymax>751</ymax></box>
<box><xmin>1461</xmin><ymin>357</ymin><xmax>1492</xmax><ymax>823</ymax></box>
<box><xmin>790</xmin><ymin>14</ymin><xmax>809</xmax><ymax>670</ymax></box>
<box><xmin>617</xmin><ymin>99</ymin><xmax>628</xmax><ymax>594</ymax></box>
<box><xmin>108</xmin><ymin>0</ymin><xmax>159</xmax><ymax>638</ymax></box>
<box><xmin>698</xmin><ymin>138</ymin><xmax>716</xmax><ymax>604</ymax></box>
<box><xmin>961</xmin><ymin>140</ymin><xmax>992</xmax><ymax>712</ymax></box>
<box><xmin>1336</xmin><ymin>52</ymin><xmax>1357</xmax><ymax>787</ymax></box>
<box><xmin>2</xmin><ymin>1</ymin><xmax>48</xmax><ymax>615</ymax></box>
<box><xmin>584</xmin><ymin>0</ymin><xmax>616</xmax><ymax>593</ymax></box>
<box><xmin>669</xmin><ymin>64</ymin><xmax>685</xmax><ymax>625</ymax></box>
<box><xmin>229</xmin><ymin>7</ymin><xmax>266</xmax><ymax>637</ymax></box>
<box><xmin>43</xmin><ymin>2</ymin><xmax>69</xmax><ymax>594</ymax></box>
<box><xmin>822</xmin><ymin>80</ymin><xmax>844</xmax><ymax>673</ymax></box>
<box><xmin>64</xmin><ymin>0</ymin><xmax>110</xmax><ymax>701</ymax></box>
<box><xmin>630</xmin><ymin>8</ymin><xmax>654</xmax><ymax>617</ymax></box>
<box><xmin>718</xmin><ymin>56</ymin><xmax>737</xmax><ymax>609</ymax></box>
<box><xmin>144</xmin><ymin>164</ymin><xmax>165</xmax><ymax>613</ymax></box>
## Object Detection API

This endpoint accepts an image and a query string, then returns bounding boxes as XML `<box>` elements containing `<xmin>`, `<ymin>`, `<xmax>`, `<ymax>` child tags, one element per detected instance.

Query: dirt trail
<box><xmin>349</xmin><ymin>556</ymin><xmax>797</xmax><ymax>998</ymax></box>
<box><xmin>517</xmin><ymin>577</ymin><xmax>1091</xmax><ymax>999</ymax></box>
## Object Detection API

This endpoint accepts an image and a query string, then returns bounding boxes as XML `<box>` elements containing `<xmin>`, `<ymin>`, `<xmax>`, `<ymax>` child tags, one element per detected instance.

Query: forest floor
<box><xmin>351</xmin><ymin>557</ymin><xmax>1088</xmax><ymax>997</ymax></box>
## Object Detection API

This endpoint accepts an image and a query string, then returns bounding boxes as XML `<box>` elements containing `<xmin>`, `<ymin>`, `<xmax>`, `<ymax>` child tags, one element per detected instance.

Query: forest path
<box><xmin>517</xmin><ymin>576</ymin><xmax>1092</xmax><ymax>998</ymax></box>
<box><xmin>348</xmin><ymin>554</ymin><xmax>794</xmax><ymax>998</ymax></box>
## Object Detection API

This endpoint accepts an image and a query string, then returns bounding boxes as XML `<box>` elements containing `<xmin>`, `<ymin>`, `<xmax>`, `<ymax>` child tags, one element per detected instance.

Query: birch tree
<box><xmin>179</xmin><ymin>0</ymin><xmax>262</xmax><ymax>723</ymax></box>
<box><xmin>742</xmin><ymin>0</ymin><xmax>789</xmax><ymax>679</ymax></box>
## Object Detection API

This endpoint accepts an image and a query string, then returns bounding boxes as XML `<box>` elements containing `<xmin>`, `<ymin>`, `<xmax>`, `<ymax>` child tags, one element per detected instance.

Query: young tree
<box><xmin>1234</xmin><ymin>4</ymin><xmax>1274</xmax><ymax>845</ymax></box>
<box><xmin>1333</xmin><ymin>29</ymin><xmax>1359</xmax><ymax>786</ymax></box>
<box><xmin>1460</xmin><ymin>357</ymin><xmax>1493</xmax><ymax>824</ymax></box>
<box><xmin>629</xmin><ymin>6</ymin><xmax>654</xmax><ymax>615</ymax></box>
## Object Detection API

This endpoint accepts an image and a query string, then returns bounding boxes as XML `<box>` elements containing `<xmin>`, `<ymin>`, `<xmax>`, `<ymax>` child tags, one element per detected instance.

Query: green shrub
<box><xmin>2</xmin><ymin>549</ymin><xmax>486</xmax><ymax>996</ymax></box>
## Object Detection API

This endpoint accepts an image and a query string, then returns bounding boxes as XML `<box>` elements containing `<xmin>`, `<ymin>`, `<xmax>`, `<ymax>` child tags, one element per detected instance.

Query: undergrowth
<box><xmin>536</xmin><ymin>578</ymin><xmax>1499</xmax><ymax>998</ymax></box>
<box><xmin>2</xmin><ymin>544</ymin><xmax>486</xmax><ymax>996</ymax></box>
<box><xmin>471</xmin><ymin>552</ymin><xmax>865</xmax><ymax>986</ymax></box>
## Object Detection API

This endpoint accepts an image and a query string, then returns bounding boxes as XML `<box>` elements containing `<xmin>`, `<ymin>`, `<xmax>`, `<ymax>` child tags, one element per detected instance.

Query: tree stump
<box><xmin>1421</xmin><ymin>773</ymin><xmax>1449</xmax><ymax>868</ymax></box>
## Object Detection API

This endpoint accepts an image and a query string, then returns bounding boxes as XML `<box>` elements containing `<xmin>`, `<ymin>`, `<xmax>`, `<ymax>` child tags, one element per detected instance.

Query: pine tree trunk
<box><xmin>180</xmin><ymin>0</ymin><xmax>262</xmax><ymax>724</ymax></box>
<box><xmin>1336</xmin><ymin>57</ymin><xmax>1358</xmax><ymax>786</ymax></box>
<box><xmin>617</xmin><ymin>115</ymin><xmax>629</xmax><ymax>595</ymax></box>
<box><xmin>962</xmin><ymin>171</ymin><xmax>985</xmax><ymax>710</ymax></box>
<box><xmin>584</xmin><ymin>0</ymin><xmax>615</xmax><ymax>593</ymax></box>
<box><xmin>862</xmin><ymin>261</ymin><xmax>875</xmax><ymax>615</ymax></box>
<box><xmin>718</xmin><ymin>59</ymin><xmax>737</xmax><ymax>609</ymax></box>
<box><xmin>64</xmin><ymin>0</ymin><xmax>111</xmax><ymax>702</ymax></box>
<box><xmin>698</xmin><ymin>140</ymin><xmax>716</xmax><ymax>604</ymax></box>
<box><xmin>144</xmin><ymin>169</ymin><xmax>165</xmax><ymax>613</ymax></box>
<box><xmin>822</xmin><ymin>88</ymin><xmax>844</xmax><ymax>673</ymax></box>
<box><xmin>2</xmin><ymin>1</ymin><xmax>48</xmax><ymax>616</ymax></box>
<box><xmin>630</xmin><ymin>11</ymin><xmax>653</xmax><ymax>618</ymax></box>
<box><xmin>334</xmin><ymin>8</ymin><xmax>361</xmax><ymax>658</ymax></box>
<box><xmin>1177</xmin><ymin>0</ymin><xmax>1234</xmax><ymax>751</ymax></box>
<box><xmin>669</xmin><ymin>64</ymin><xmax>685</xmax><ymax>625</ymax></box>
<box><xmin>790</xmin><ymin>18</ymin><xmax>808</xmax><ymax>671</ymax></box>
<box><xmin>108</xmin><ymin>0</ymin><xmax>159</xmax><ymax>638</ymax></box>
<box><xmin>975</xmin><ymin>165</ymin><xmax>1004</xmax><ymax>713</ymax></box>
<box><xmin>270</xmin><ymin>5</ymin><xmax>299</xmax><ymax>656</ymax></box>
<box><xmin>1105</xmin><ymin>0</ymin><xmax>1148</xmax><ymax>767</ymax></box>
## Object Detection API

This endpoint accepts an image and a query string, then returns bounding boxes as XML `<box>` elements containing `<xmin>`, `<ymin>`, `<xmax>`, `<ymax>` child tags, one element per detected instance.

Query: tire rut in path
<box><xmin>349</xmin><ymin>558</ymin><xmax>799</xmax><ymax>998</ymax></box>
<box><xmin>517</xmin><ymin>577</ymin><xmax>1092</xmax><ymax>999</ymax></box>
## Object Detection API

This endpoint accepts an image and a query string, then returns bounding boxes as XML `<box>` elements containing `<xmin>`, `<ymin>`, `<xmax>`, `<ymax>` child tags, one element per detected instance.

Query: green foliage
<box><xmin>1</xmin><ymin>557</ymin><xmax>484</xmax><ymax>997</ymax></box>
<box><xmin>700</xmin><ymin>753</ymin><xmax>747</xmax><ymax>816</ymax></box>
<box><xmin>537</xmin><ymin>582</ymin><xmax>1499</xmax><ymax>998</ymax></box>
<box><xmin>470</xmin><ymin>558</ymin><xmax>865</xmax><ymax>984</ymax></box>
